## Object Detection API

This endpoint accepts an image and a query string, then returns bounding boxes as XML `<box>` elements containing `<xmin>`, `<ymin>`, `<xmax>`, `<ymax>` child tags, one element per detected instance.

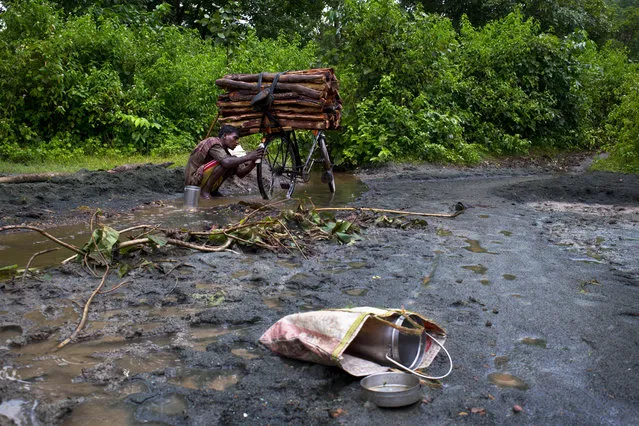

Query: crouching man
<box><xmin>184</xmin><ymin>125</ymin><xmax>264</xmax><ymax>199</ymax></box>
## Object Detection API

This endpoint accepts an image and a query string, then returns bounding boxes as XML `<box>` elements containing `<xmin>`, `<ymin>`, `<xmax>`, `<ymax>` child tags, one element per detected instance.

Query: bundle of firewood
<box><xmin>215</xmin><ymin>68</ymin><xmax>341</xmax><ymax>135</ymax></box>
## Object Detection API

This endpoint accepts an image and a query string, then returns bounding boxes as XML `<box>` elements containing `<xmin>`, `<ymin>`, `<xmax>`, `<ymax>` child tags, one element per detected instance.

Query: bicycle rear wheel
<box><xmin>318</xmin><ymin>134</ymin><xmax>336</xmax><ymax>193</ymax></box>
<box><xmin>257</xmin><ymin>133</ymin><xmax>300</xmax><ymax>199</ymax></box>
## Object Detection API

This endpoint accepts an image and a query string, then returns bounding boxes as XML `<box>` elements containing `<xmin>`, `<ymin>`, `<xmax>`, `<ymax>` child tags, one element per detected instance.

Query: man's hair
<box><xmin>219</xmin><ymin>125</ymin><xmax>239</xmax><ymax>138</ymax></box>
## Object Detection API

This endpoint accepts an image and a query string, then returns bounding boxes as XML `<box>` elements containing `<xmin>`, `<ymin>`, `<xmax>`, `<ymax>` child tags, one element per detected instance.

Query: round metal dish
<box><xmin>360</xmin><ymin>372</ymin><xmax>422</xmax><ymax>408</ymax></box>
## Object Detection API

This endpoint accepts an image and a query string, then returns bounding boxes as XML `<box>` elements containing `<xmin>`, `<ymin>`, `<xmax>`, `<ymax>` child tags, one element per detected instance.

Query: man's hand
<box><xmin>248</xmin><ymin>147</ymin><xmax>265</xmax><ymax>162</ymax></box>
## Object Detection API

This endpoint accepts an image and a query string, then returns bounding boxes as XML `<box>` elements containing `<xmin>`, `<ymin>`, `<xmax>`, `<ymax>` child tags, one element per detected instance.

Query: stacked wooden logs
<box><xmin>215</xmin><ymin>68</ymin><xmax>341</xmax><ymax>135</ymax></box>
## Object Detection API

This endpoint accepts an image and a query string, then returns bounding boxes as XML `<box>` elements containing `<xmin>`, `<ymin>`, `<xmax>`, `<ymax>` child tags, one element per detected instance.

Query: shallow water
<box><xmin>0</xmin><ymin>172</ymin><xmax>367</xmax><ymax>271</ymax></box>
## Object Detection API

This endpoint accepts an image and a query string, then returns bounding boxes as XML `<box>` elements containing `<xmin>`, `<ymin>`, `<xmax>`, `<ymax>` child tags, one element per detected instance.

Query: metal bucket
<box><xmin>346</xmin><ymin>315</ymin><xmax>426</xmax><ymax>370</ymax></box>
<box><xmin>183</xmin><ymin>185</ymin><xmax>200</xmax><ymax>208</ymax></box>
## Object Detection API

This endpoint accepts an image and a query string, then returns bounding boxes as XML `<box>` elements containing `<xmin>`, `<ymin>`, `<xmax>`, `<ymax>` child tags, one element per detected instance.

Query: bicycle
<box><xmin>256</xmin><ymin>129</ymin><xmax>335</xmax><ymax>200</ymax></box>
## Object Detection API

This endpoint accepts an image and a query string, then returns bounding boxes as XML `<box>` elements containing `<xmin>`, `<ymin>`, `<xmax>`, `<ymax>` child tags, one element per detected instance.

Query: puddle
<box><xmin>488</xmin><ymin>373</ymin><xmax>529</xmax><ymax>390</ymax></box>
<box><xmin>478</xmin><ymin>214</ymin><xmax>490</xmax><ymax>218</ymax></box>
<box><xmin>23</xmin><ymin>302</ymin><xmax>78</xmax><ymax>328</ymax></box>
<box><xmin>0</xmin><ymin>400</ymin><xmax>31</xmax><ymax>426</ymax></box>
<box><xmin>0</xmin><ymin>173</ymin><xmax>367</xmax><ymax>272</ymax></box>
<box><xmin>231</xmin><ymin>270</ymin><xmax>252</xmax><ymax>279</ymax></box>
<box><xmin>342</xmin><ymin>288</ymin><xmax>369</xmax><ymax>296</ymax></box>
<box><xmin>463</xmin><ymin>239</ymin><xmax>498</xmax><ymax>254</ymax></box>
<box><xmin>462</xmin><ymin>264</ymin><xmax>488</xmax><ymax>274</ymax></box>
<box><xmin>520</xmin><ymin>337</ymin><xmax>547</xmax><ymax>348</ymax></box>
<box><xmin>62</xmin><ymin>398</ymin><xmax>138</xmax><ymax>426</ymax></box>
<box><xmin>347</xmin><ymin>261</ymin><xmax>367</xmax><ymax>269</ymax></box>
<box><xmin>294</xmin><ymin>172</ymin><xmax>368</xmax><ymax>206</ymax></box>
<box><xmin>499</xmin><ymin>231</ymin><xmax>512</xmax><ymax>237</ymax></box>
<box><xmin>436</xmin><ymin>228</ymin><xmax>453</xmax><ymax>237</ymax></box>
<box><xmin>422</xmin><ymin>254</ymin><xmax>440</xmax><ymax>287</ymax></box>
<box><xmin>143</xmin><ymin>393</ymin><xmax>187</xmax><ymax>416</ymax></box>
<box><xmin>276</xmin><ymin>260</ymin><xmax>301</xmax><ymax>268</ymax></box>
<box><xmin>263</xmin><ymin>290</ymin><xmax>297</xmax><ymax>310</ymax></box>
<box><xmin>502</xmin><ymin>274</ymin><xmax>517</xmax><ymax>281</ymax></box>
<box><xmin>0</xmin><ymin>324</ymin><xmax>23</xmax><ymax>342</ymax></box>
<box><xmin>494</xmin><ymin>356</ymin><xmax>509</xmax><ymax>368</ymax></box>
<box><xmin>263</xmin><ymin>296</ymin><xmax>283</xmax><ymax>310</ymax></box>
<box><xmin>170</xmin><ymin>368</ymin><xmax>240</xmax><ymax>391</ymax></box>
<box><xmin>480</xmin><ymin>279</ymin><xmax>491</xmax><ymax>286</ymax></box>
<box><xmin>231</xmin><ymin>348</ymin><xmax>260</xmax><ymax>360</ymax></box>
<box><xmin>189</xmin><ymin>325</ymin><xmax>237</xmax><ymax>351</ymax></box>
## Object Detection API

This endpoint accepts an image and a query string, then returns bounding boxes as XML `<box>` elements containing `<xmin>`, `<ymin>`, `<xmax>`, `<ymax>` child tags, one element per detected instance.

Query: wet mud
<box><xmin>0</xmin><ymin>157</ymin><xmax>638</xmax><ymax>425</ymax></box>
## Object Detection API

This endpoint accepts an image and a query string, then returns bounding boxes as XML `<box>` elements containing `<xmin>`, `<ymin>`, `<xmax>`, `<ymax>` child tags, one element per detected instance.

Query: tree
<box><xmin>399</xmin><ymin>0</ymin><xmax>614</xmax><ymax>44</ymax></box>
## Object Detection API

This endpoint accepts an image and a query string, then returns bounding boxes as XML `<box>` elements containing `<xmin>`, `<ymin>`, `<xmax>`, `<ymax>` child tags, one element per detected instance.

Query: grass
<box><xmin>0</xmin><ymin>153</ymin><xmax>190</xmax><ymax>174</ymax></box>
<box><xmin>590</xmin><ymin>155</ymin><xmax>639</xmax><ymax>174</ymax></box>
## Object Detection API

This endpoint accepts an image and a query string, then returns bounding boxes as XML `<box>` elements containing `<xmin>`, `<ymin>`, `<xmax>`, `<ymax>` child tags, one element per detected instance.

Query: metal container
<box><xmin>183</xmin><ymin>185</ymin><xmax>200</xmax><ymax>208</ymax></box>
<box><xmin>346</xmin><ymin>315</ymin><xmax>426</xmax><ymax>370</ymax></box>
<box><xmin>360</xmin><ymin>372</ymin><xmax>422</xmax><ymax>407</ymax></box>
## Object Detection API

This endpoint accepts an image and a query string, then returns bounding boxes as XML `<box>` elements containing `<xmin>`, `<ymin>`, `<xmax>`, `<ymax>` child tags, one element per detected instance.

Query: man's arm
<box><xmin>219</xmin><ymin>150</ymin><xmax>262</xmax><ymax>171</ymax></box>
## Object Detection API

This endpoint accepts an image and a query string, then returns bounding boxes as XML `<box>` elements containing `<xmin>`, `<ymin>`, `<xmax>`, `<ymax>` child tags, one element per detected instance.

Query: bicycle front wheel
<box><xmin>257</xmin><ymin>133</ymin><xmax>300</xmax><ymax>199</ymax></box>
<box><xmin>318</xmin><ymin>134</ymin><xmax>336</xmax><ymax>193</ymax></box>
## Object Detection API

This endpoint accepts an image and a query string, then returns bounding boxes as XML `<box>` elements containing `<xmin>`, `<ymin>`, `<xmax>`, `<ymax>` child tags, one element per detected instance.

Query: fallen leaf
<box><xmin>471</xmin><ymin>407</ymin><xmax>486</xmax><ymax>415</ymax></box>
<box><xmin>458</xmin><ymin>412</ymin><xmax>469</xmax><ymax>417</ymax></box>
<box><xmin>487</xmin><ymin>394</ymin><xmax>495</xmax><ymax>400</ymax></box>
<box><xmin>329</xmin><ymin>408</ymin><xmax>346</xmax><ymax>418</ymax></box>
<box><xmin>513</xmin><ymin>404</ymin><xmax>523</xmax><ymax>413</ymax></box>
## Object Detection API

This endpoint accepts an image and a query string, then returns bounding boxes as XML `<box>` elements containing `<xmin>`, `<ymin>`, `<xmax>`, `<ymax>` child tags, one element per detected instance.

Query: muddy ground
<box><xmin>0</xmin><ymin>154</ymin><xmax>638</xmax><ymax>425</ymax></box>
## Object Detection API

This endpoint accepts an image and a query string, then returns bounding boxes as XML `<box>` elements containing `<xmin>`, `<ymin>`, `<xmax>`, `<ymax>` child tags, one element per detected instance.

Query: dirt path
<box><xmin>0</xmin><ymin>157</ymin><xmax>638</xmax><ymax>425</ymax></box>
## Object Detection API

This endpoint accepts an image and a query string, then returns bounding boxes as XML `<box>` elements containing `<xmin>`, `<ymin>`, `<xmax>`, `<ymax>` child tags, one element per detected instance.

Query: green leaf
<box><xmin>147</xmin><ymin>234</ymin><xmax>168</xmax><ymax>247</ymax></box>
<box><xmin>118</xmin><ymin>263</ymin><xmax>132</xmax><ymax>278</ymax></box>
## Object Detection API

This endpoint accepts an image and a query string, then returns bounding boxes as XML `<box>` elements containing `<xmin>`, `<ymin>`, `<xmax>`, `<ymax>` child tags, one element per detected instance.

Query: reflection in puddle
<box><xmin>277</xmin><ymin>260</ymin><xmax>301</xmax><ymax>269</ymax></box>
<box><xmin>169</xmin><ymin>368</ymin><xmax>239</xmax><ymax>391</ymax></box>
<box><xmin>520</xmin><ymin>337</ymin><xmax>547</xmax><ymax>348</ymax></box>
<box><xmin>231</xmin><ymin>270</ymin><xmax>251</xmax><ymax>279</ymax></box>
<box><xmin>0</xmin><ymin>399</ymin><xmax>29</xmax><ymax>426</ymax></box>
<box><xmin>23</xmin><ymin>302</ymin><xmax>77</xmax><ymax>327</ymax></box>
<box><xmin>494</xmin><ymin>356</ymin><xmax>509</xmax><ymax>368</ymax></box>
<box><xmin>488</xmin><ymin>373</ymin><xmax>529</xmax><ymax>390</ymax></box>
<box><xmin>263</xmin><ymin>297</ymin><xmax>282</xmax><ymax>310</ymax></box>
<box><xmin>463</xmin><ymin>239</ymin><xmax>498</xmax><ymax>254</ymax></box>
<box><xmin>144</xmin><ymin>394</ymin><xmax>187</xmax><ymax>416</ymax></box>
<box><xmin>231</xmin><ymin>348</ymin><xmax>260</xmax><ymax>360</ymax></box>
<box><xmin>436</xmin><ymin>228</ymin><xmax>453</xmax><ymax>237</ymax></box>
<box><xmin>0</xmin><ymin>324</ymin><xmax>23</xmax><ymax>342</ymax></box>
<box><xmin>189</xmin><ymin>326</ymin><xmax>236</xmax><ymax>351</ymax></box>
<box><xmin>342</xmin><ymin>288</ymin><xmax>369</xmax><ymax>296</ymax></box>
<box><xmin>62</xmin><ymin>398</ymin><xmax>136</xmax><ymax>426</ymax></box>
<box><xmin>462</xmin><ymin>264</ymin><xmax>488</xmax><ymax>274</ymax></box>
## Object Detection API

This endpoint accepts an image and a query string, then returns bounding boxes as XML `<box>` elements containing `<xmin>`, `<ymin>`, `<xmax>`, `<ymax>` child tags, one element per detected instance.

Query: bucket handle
<box><xmin>384</xmin><ymin>331</ymin><xmax>453</xmax><ymax>380</ymax></box>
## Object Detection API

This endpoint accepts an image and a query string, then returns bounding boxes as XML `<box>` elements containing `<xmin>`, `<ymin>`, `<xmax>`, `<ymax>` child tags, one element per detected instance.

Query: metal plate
<box><xmin>360</xmin><ymin>372</ymin><xmax>422</xmax><ymax>407</ymax></box>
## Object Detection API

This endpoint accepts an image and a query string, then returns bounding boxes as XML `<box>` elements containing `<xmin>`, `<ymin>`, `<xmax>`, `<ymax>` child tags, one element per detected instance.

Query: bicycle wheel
<box><xmin>257</xmin><ymin>133</ymin><xmax>300</xmax><ymax>199</ymax></box>
<box><xmin>318</xmin><ymin>134</ymin><xmax>336</xmax><ymax>193</ymax></box>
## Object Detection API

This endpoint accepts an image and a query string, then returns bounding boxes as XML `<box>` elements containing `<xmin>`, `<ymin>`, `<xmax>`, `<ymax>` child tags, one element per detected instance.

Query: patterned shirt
<box><xmin>184</xmin><ymin>137</ymin><xmax>233</xmax><ymax>186</ymax></box>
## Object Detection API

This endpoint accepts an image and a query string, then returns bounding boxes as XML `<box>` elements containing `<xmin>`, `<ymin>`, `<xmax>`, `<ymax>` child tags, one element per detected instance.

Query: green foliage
<box><xmin>1</xmin><ymin>0</ymin><xmax>637</xmax><ymax>172</ymax></box>
<box><xmin>79</xmin><ymin>225</ymin><xmax>120</xmax><ymax>262</ymax></box>
<box><xmin>593</xmin><ymin>71</ymin><xmax>639</xmax><ymax>173</ymax></box>
<box><xmin>457</xmin><ymin>13</ymin><xmax>589</xmax><ymax>151</ymax></box>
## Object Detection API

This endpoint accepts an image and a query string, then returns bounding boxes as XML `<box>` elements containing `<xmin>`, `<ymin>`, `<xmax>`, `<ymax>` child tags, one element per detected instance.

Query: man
<box><xmin>184</xmin><ymin>125</ymin><xmax>264</xmax><ymax>199</ymax></box>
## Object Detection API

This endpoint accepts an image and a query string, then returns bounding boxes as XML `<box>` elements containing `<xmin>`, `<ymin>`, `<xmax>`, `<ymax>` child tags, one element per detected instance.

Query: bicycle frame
<box><xmin>257</xmin><ymin>128</ymin><xmax>334</xmax><ymax>199</ymax></box>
